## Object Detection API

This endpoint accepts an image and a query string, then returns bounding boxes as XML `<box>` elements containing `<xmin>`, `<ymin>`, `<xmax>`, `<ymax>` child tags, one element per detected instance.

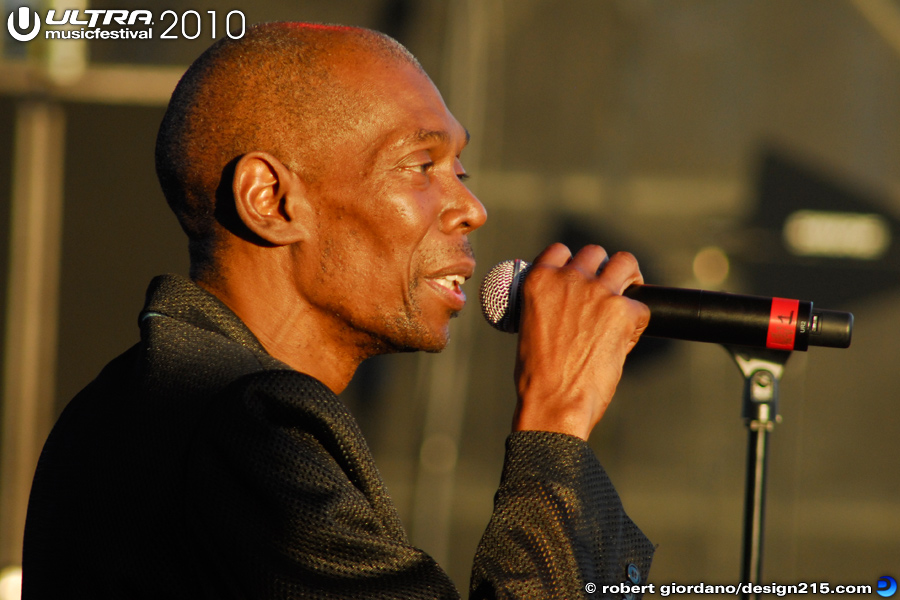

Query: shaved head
<box><xmin>155</xmin><ymin>22</ymin><xmax>424</xmax><ymax>279</ymax></box>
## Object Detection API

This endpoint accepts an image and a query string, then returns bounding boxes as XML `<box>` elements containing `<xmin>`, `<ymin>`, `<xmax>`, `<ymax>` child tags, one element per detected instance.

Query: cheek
<box><xmin>312</xmin><ymin>178</ymin><xmax>438</xmax><ymax>283</ymax></box>
<box><xmin>353</xmin><ymin>197</ymin><xmax>436</xmax><ymax>271</ymax></box>
<box><xmin>312</xmin><ymin>219</ymin><xmax>410</xmax><ymax>306</ymax></box>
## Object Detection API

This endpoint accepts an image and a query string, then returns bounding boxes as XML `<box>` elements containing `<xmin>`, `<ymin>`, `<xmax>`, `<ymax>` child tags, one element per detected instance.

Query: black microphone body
<box><xmin>480</xmin><ymin>260</ymin><xmax>853</xmax><ymax>351</ymax></box>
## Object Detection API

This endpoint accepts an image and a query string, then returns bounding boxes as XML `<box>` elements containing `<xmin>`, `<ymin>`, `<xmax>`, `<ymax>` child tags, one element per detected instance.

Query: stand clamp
<box><xmin>725</xmin><ymin>346</ymin><xmax>791</xmax><ymax>600</ymax></box>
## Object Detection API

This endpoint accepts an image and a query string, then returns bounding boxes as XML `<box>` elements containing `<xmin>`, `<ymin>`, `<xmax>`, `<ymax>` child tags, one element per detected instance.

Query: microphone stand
<box><xmin>724</xmin><ymin>345</ymin><xmax>791</xmax><ymax>600</ymax></box>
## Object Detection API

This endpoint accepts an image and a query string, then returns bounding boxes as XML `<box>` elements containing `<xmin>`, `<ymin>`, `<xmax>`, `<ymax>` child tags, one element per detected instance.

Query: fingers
<box><xmin>568</xmin><ymin>245</ymin><xmax>609</xmax><ymax>277</ymax></box>
<box><xmin>531</xmin><ymin>242</ymin><xmax>575</xmax><ymax>267</ymax></box>
<box><xmin>532</xmin><ymin>244</ymin><xmax>643</xmax><ymax>293</ymax></box>
<box><xmin>598</xmin><ymin>251</ymin><xmax>645</xmax><ymax>294</ymax></box>
<box><xmin>533</xmin><ymin>242</ymin><xmax>607</xmax><ymax>274</ymax></box>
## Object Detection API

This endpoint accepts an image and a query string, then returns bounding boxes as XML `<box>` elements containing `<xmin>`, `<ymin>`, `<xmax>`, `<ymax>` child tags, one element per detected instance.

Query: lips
<box><xmin>424</xmin><ymin>262</ymin><xmax>474</xmax><ymax>312</ymax></box>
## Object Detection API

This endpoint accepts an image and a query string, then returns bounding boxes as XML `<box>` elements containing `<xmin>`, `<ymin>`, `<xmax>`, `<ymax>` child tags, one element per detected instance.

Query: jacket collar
<box><xmin>140</xmin><ymin>274</ymin><xmax>275</xmax><ymax>363</ymax></box>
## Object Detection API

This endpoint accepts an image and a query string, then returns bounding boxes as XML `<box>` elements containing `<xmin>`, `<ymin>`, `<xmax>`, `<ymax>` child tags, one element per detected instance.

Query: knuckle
<box><xmin>577</xmin><ymin>245</ymin><xmax>609</xmax><ymax>268</ymax></box>
<box><xmin>605</xmin><ymin>294</ymin><xmax>632</xmax><ymax>314</ymax></box>
<box><xmin>611</xmin><ymin>251</ymin><xmax>639</xmax><ymax>268</ymax></box>
<box><xmin>535</xmin><ymin>242</ymin><xmax>572</xmax><ymax>264</ymax></box>
<box><xmin>605</xmin><ymin>294</ymin><xmax>647</xmax><ymax>322</ymax></box>
<box><xmin>582</xmin><ymin>244</ymin><xmax>608</xmax><ymax>255</ymax></box>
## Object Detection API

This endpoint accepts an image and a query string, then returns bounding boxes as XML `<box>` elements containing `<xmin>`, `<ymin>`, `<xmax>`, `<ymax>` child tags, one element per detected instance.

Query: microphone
<box><xmin>479</xmin><ymin>259</ymin><xmax>853</xmax><ymax>351</ymax></box>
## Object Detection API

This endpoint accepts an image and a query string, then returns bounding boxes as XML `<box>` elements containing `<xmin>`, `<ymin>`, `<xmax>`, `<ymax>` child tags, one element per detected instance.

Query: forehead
<box><xmin>335</xmin><ymin>56</ymin><xmax>468</xmax><ymax>156</ymax></box>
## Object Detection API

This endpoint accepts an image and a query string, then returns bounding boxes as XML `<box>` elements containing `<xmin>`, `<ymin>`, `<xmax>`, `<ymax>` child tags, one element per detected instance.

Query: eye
<box><xmin>454</xmin><ymin>157</ymin><xmax>469</xmax><ymax>181</ymax></box>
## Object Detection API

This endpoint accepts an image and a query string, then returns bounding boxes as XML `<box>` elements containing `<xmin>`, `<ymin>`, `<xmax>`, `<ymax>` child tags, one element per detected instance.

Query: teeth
<box><xmin>433</xmin><ymin>275</ymin><xmax>465</xmax><ymax>290</ymax></box>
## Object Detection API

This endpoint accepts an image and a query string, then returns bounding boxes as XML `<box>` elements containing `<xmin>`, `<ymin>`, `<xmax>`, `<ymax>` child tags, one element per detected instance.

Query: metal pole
<box><xmin>742</xmin><ymin>372</ymin><xmax>775</xmax><ymax>591</ymax></box>
<box><xmin>0</xmin><ymin>100</ymin><xmax>66</xmax><ymax>571</ymax></box>
<box><xmin>726</xmin><ymin>347</ymin><xmax>789</xmax><ymax>600</ymax></box>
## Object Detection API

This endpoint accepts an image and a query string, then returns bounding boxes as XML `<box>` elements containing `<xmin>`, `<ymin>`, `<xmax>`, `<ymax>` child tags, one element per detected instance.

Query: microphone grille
<box><xmin>479</xmin><ymin>259</ymin><xmax>532</xmax><ymax>333</ymax></box>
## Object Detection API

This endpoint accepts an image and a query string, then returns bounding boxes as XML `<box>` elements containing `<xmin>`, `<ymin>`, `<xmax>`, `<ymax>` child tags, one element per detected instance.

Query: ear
<box><xmin>232</xmin><ymin>151</ymin><xmax>310</xmax><ymax>245</ymax></box>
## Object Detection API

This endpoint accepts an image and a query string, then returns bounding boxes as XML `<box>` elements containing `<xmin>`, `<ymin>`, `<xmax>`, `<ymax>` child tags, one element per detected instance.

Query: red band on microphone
<box><xmin>767</xmin><ymin>297</ymin><xmax>800</xmax><ymax>350</ymax></box>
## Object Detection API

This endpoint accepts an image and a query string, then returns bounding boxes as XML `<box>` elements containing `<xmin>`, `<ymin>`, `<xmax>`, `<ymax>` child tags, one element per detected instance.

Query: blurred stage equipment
<box><xmin>0</xmin><ymin>17</ymin><xmax>182</xmax><ymax>586</ymax></box>
<box><xmin>739</xmin><ymin>150</ymin><xmax>900</xmax><ymax>308</ymax></box>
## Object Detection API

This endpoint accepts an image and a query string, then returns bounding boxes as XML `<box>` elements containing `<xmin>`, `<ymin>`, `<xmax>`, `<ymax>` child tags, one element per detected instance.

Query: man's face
<box><xmin>294</xmin><ymin>55</ymin><xmax>487</xmax><ymax>356</ymax></box>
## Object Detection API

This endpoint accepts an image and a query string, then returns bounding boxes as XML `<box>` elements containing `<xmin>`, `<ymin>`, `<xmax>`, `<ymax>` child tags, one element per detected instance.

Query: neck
<box><xmin>195</xmin><ymin>248</ymin><xmax>367</xmax><ymax>394</ymax></box>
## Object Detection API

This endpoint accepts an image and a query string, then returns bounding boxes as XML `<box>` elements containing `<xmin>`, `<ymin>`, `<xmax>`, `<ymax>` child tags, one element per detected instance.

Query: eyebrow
<box><xmin>407</xmin><ymin>127</ymin><xmax>470</xmax><ymax>148</ymax></box>
<box><xmin>373</xmin><ymin>126</ymin><xmax>471</xmax><ymax>166</ymax></box>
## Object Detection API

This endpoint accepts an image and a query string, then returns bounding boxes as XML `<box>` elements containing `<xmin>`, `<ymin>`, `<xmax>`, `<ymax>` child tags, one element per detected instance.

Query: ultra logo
<box><xmin>7</xmin><ymin>7</ymin><xmax>40</xmax><ymax>41</ymax></box>
<box><xmin>6</xmin><ymin>7</ymin><xmax>244</xmax><ymax>42</ymax></box>
<box><xmin>8</xmin><ymin>6</ymin><xmax>152</xmax><ymax>40</ymax></box>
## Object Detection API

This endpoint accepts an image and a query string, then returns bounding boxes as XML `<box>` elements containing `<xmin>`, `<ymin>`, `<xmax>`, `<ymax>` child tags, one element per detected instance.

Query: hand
<box><xmin>512</xmin><ymin>243</ymin><xmax>649</xmax><ymax>440</ymax></box>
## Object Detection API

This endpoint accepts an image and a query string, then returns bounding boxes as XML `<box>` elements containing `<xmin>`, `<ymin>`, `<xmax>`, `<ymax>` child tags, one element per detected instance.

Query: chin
<box><xmin>419</xmin><ymin>337</ymin><xmax>449</xmax><ymax>354</ymax></box>
<box><xmin>365</xmin><ymin>307</ymin><xmax>455</xmax><ymax>355</ymax></box>
<box><xmin>363</xmin><ymin>325</ymin><xmax>450</xmax><ymax>356</ymax></box>
<box><xmin>398</xmin><ymin>331</ymin><xmax>450</xmax><ymax>354</ymax></box>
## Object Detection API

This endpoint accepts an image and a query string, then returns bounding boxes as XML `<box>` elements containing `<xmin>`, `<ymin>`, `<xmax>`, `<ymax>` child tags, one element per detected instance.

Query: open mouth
<box><xmin>430</xmin><ymin>274</ymin><xmax>465</xmax><ymax>293</ymax></box>
<box><xmin>426</xmin><ymin>273</ymin><xmax>468</xmax><ymax>311</ymax></box>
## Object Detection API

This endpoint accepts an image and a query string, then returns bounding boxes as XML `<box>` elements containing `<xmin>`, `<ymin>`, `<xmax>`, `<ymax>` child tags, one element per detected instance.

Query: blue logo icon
<box><xmin>878</xmin><ymin>576</ymin><xmax>898</xmax><ymax>598</ymax></box>
<box><xmin>7</xmin><ymin>7</ymin><xmax>41</xmax><ymax>42</ymax></box>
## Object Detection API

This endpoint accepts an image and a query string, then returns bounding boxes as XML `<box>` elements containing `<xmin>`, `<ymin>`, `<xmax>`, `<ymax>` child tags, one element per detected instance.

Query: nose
<box><xmin>440</xmin><ymin>183</ymin><xmax>487</xmax><ymax>235</ymax></box>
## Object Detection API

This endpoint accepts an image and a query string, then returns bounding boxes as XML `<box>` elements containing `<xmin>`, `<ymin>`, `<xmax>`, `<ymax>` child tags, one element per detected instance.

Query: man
<box><xmin>23</xmin><ymin>23</ymin><xmax>653</xmax><ymax>598</ymax></box>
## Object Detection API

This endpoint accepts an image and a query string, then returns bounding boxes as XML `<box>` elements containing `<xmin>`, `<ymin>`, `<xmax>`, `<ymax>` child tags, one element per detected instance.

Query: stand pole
<box><xmin>725</xmin><ymin>346</ymin><xmax>791</xmax><ymax>600</ymax></box>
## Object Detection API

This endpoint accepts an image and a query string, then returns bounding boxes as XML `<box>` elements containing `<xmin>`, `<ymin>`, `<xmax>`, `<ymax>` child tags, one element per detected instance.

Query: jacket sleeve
<box><xmin>469</xmin><ymin>431</ymin><xmax>655</xmax><ymax>600</ymax></box>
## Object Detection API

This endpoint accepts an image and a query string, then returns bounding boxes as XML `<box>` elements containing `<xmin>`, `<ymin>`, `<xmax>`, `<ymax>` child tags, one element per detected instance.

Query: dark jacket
<box><xmin>23</xmin><ymin>274</ymin><xmax>653</xmax><ymax>599</ymax></box>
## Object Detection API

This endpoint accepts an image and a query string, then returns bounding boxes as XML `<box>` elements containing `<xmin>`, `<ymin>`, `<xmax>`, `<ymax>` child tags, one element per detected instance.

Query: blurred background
<box><xmin>2</xmin><ymin>0</ymin><xmax>899</xmax><ymax>597</ymax></box>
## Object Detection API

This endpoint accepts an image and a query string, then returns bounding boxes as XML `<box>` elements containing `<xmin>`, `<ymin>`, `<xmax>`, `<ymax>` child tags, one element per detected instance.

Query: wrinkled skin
<box><xmin>513</xmin><ymin>244</ymin><xmax>649</xmax><ymax>440</ymax></box>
